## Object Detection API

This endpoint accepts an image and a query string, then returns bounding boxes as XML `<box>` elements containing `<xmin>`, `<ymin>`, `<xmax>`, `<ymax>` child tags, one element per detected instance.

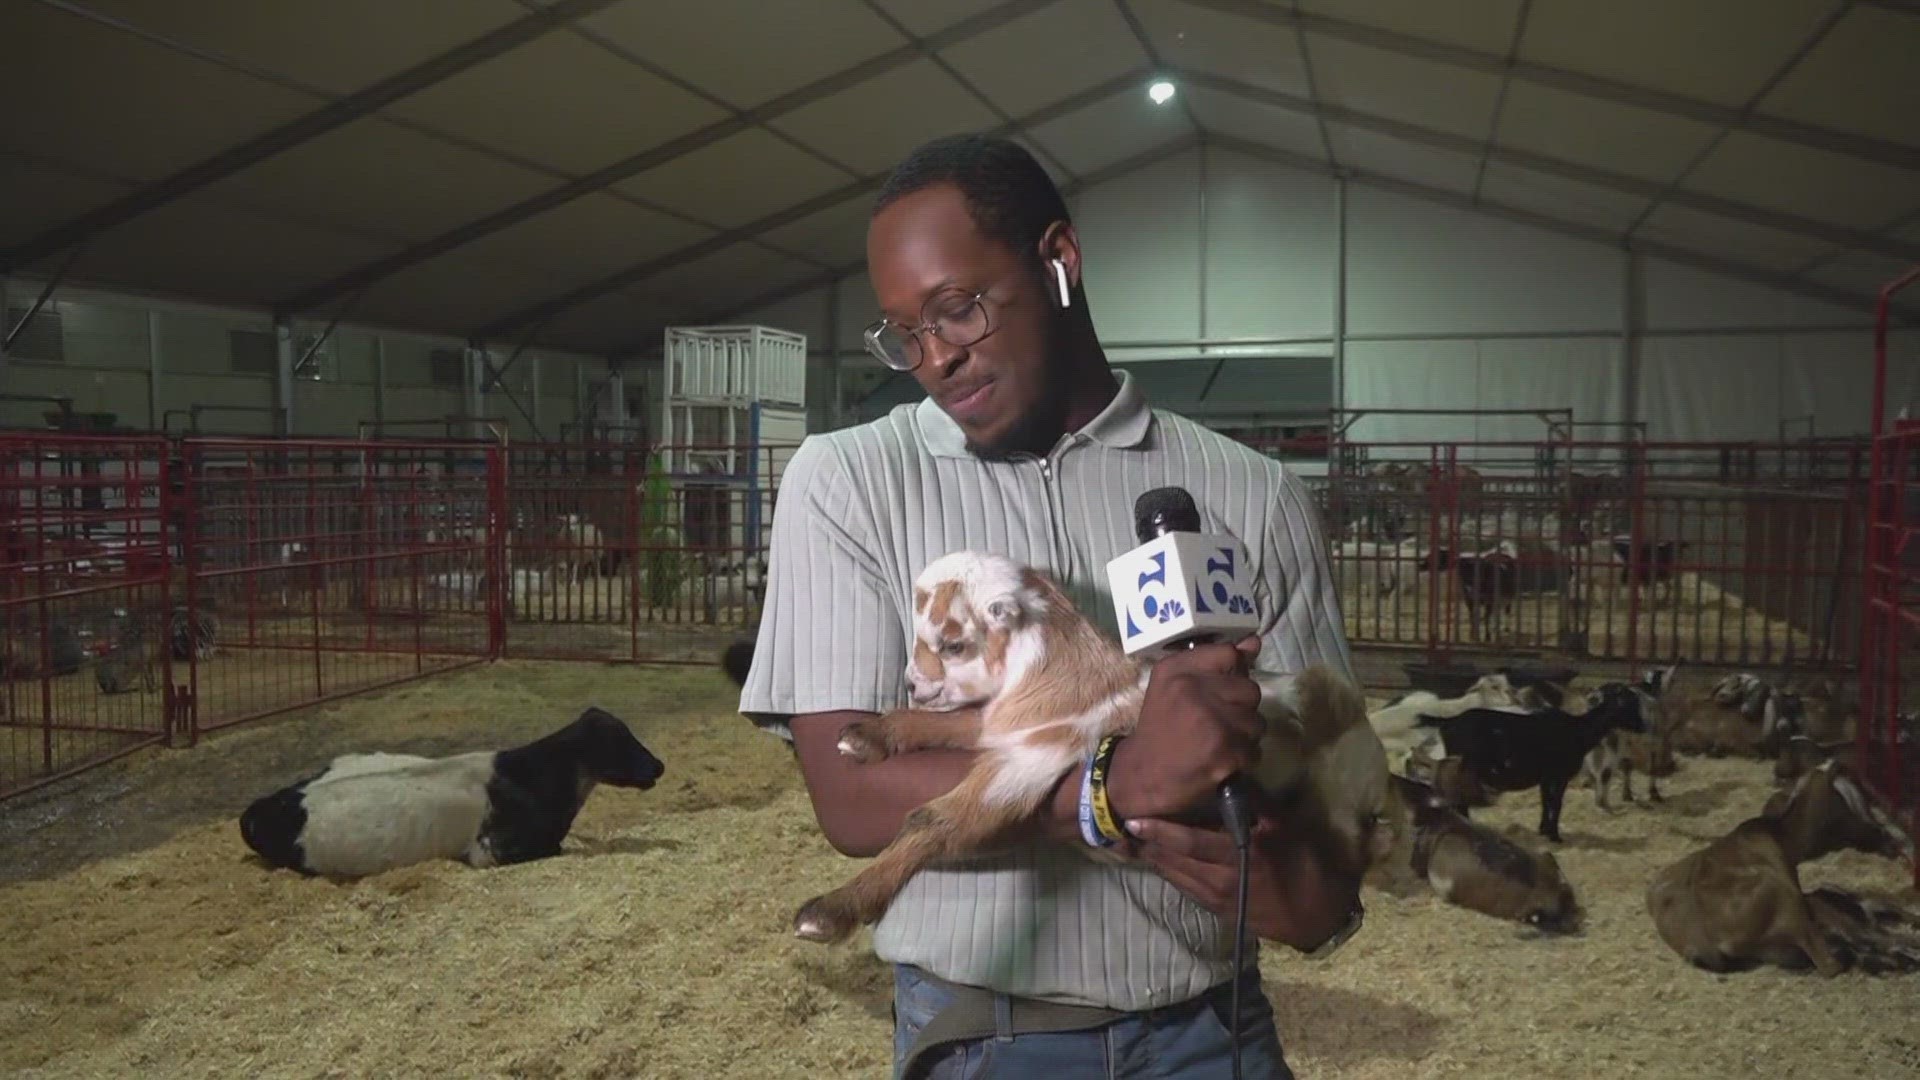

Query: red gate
<box><xmin>0</xmin><ymin>434</ymin><xmax>174</xmax><ymax>798</ymax></box>
<box><xmin>173</xmin><ymin>437</ymin><xmax>494</xmax><ymax>738</ymax></box>
<box><xmin>495</xmin><ymin>441</ymin><xmax>778</xmax><ymax>665</ymax></box>
<box><xmin>1307</xmin><ymin>435</ymin><xmax>1863</xmax><ymax>684</ymax></box>
<box><xmin>1858</xmin><ymin>266</ymin><xmax>1920</xmax><ymax>888</ymax></box>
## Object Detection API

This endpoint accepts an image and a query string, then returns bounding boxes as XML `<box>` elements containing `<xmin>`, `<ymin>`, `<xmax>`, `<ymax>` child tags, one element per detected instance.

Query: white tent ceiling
<box><xmin>2</xmin><ymin>0</ymin><xmax>1916</xmax><ymax>356</ymax></box>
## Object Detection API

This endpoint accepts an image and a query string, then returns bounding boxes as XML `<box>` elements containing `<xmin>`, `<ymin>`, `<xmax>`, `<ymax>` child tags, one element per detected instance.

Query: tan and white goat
<box><xmin>1368</xmin><ymin>674</ymin><xmax>1530</xmax><ymax>773</ymax></box>
<box><xmin>792</xmin><ymin>549</ymin><xmax>1399</xmax><ymax>944</ymax></box>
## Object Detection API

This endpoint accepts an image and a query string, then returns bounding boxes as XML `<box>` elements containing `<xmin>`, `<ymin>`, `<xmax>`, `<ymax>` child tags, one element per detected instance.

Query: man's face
<box><xmin>866</xmin><ymin>183</ymin><xmax>1067</xmax><ymax>459</ymax></box>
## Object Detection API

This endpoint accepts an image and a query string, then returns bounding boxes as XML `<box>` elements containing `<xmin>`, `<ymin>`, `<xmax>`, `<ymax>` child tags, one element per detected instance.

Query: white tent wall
<box><xmin>736</xmin><ymin>144</ymin><xmax>1916</xmax><ymax>451</ymax></box>
<box><xmin>0</xmin><ymin>277</ymin><xmax>607</xmax><ymax>439</ymax></box>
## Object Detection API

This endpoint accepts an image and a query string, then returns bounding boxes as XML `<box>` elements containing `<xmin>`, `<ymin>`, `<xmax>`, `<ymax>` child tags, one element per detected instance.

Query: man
<box><xmin>737</xmin><ymin>133</ymin><xmax>1359</xmax><ymax>1079</ymax></box>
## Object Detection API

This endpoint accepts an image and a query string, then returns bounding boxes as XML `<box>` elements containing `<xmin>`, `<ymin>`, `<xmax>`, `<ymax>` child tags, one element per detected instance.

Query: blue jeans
<box><xmin>890</xmin><ymin>964</ymin><xmax>1295</xmax><ymax>1079</ymax></box>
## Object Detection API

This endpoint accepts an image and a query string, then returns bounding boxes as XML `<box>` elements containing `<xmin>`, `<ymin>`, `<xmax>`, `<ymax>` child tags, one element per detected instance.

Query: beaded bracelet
<box><xmin>1086</xmin><ymin>734</ymin><xmax>1126</xmax><ymax>845</ymax></box>
<box><xmin>1077</xmin><ymin>752</ymin><xmax>1115</xmax><ymax>849</ymax></box>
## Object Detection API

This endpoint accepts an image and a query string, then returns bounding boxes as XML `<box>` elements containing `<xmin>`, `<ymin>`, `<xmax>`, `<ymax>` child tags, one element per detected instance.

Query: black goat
<box><xmin>1429</xmin><ymin>541</ymin><xmax>1517</xmax><ymax>641</ymax></box>
<box><xmin>1611</xmin><ymin>536</ymin><xmax>1686</xmax><ymax>604</ymax></box>
<box><xmin>1416</xmin><ymin>683</ymin><xmax>1650</xmax><ymax>843</ymax></box>
<box><xmin>1430</xmin><ymin>541</ymin><xmax>1568</xmax><ymax>642</ymax></box>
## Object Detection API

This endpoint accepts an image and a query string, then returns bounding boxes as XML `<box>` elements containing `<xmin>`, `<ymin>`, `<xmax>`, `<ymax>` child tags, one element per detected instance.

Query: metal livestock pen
<box><xmin>0</xmin><ymin>421</ymin><xmax>1895</xmax><ymax>811</ymax></box>
<box><xmin>1857</xmin><ymin>265</ymin><xmax>1920</xmax><ymax>889</ymax></box>
<box><xmin>0</xmin><ymin>431</ymin><xmax>784</xmax><ymax>799</ymax></box>
<box><xmin>1294</xmin><ymin>435</ymin><xmax>1869</xmax><ymax>681</ymax></box>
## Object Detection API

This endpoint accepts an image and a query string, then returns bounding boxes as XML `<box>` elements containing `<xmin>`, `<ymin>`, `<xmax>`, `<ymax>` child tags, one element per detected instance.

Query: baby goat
<box><xmin>792</xmin><ymin>550</ymin><xmax>1397</xmax><ymax>944</ymax></box>
<box><xmin>1582</xmin><ymin>664</ymin><xmax>1681</xmax><ymax>810</ymax></box>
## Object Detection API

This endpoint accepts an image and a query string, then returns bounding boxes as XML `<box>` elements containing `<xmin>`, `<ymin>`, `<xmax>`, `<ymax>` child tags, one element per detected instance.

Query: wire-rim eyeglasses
<box><xmin>862</xmin><ymin>289</ymin><xmax>994</xmax><ymax>372</ymax></box>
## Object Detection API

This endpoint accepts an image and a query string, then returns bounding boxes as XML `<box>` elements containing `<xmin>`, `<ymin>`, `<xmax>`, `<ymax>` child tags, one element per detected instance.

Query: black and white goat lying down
<box><xmin>239</xmin><ymin>707</ymin><xmax>665</xmax><ymax>878</ymax></box>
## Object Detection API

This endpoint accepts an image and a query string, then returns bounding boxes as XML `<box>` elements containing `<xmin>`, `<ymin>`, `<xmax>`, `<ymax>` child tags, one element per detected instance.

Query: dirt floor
<box><xmin>1</xmin><ymin>660</ymin><xmax>1917</xmax><ymax>1079</ymax></box>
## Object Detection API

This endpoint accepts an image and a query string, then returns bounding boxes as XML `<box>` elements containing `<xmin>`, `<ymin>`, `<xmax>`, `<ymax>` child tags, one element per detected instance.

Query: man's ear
<box><xmin>1037</xmin><ymin>220</ymin><xmax>1082</xmax><ymax>292</ymax></box>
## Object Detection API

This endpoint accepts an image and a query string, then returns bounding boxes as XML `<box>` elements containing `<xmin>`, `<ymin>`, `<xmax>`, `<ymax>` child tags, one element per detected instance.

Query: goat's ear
<box><xmin>982</xmin><ymin>595</ymin><xmax>1023</xmax><ymax>630</ymax></box>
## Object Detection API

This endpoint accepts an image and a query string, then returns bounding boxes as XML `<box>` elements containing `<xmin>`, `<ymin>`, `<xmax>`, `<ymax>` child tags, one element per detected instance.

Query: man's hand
<box><xmin>1104</xmin><ymin>635</ymin><xmax>1265</xmax><ymax>823</ymax></box>
<box><xmin>1124</xmin><ymin>810</ymin><xmax>1360</xmax><ymax>952</ymax></box>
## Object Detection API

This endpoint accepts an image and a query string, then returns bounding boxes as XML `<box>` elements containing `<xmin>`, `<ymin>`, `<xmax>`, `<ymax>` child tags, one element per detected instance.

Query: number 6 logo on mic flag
<box><xmin>1195</xmin><ymin>546</ymin><xmax>1257</xmax><ymax>617</ymax></box>
<box><xmin>1119</xmin><ymin>550</ymin><xmax>1188</xmax><ymax>640</ymax></box>
<box><xmin>1106</xmin><ymin>532</ymin><xmax>1262</xmax><ymax>656</ymax></box>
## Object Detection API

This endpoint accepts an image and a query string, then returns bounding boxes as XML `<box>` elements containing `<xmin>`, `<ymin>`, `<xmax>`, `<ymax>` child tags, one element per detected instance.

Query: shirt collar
<box><xmin>916</xmin><ymin>368</ymin><xmax>1153</xmax><ymax>459</ymax></box>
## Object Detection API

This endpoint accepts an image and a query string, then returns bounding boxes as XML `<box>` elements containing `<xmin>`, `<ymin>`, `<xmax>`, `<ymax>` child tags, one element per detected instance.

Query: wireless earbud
<box><xmin>1051</xmin><ymin>259</ymin><xmax>1071</xmax><ymax>309</ymax></box>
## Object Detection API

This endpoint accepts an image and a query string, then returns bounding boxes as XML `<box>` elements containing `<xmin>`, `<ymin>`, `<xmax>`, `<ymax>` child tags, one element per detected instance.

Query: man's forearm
<box><xmin>790</xmin><ymin>710</ymin><xmax>1086</xmax><ymax>857</ymax></box>
<box><xmin>799</xmin><ymin>742</ymin><xmax>980</xmax><ymax>856</ymax></box>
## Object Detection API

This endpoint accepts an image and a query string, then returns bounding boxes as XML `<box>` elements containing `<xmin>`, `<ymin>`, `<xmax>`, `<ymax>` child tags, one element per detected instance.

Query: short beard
<box><xmin>964</xmin><ymin>380</ymin><xmax>1070</xmax><ymax>461</ymax></box>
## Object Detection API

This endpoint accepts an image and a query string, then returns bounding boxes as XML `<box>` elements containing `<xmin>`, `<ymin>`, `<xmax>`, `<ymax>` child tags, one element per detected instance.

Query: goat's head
<box><xmin>1585</xmin><ymin>682</ymin><xmax>1653</xmax><ymax>734</ymax></box>
<box><xmin>1260</xmin><ymin>665</ymin><xmax>1403</xmax><ymax>883</ymax></box>
<box><xmin>1430</xmin><ymin>754</ymin><xmax>1495</xmax><ymax>809</ymax></box>
<box><xmin>1464</xmin><ymin>672</ymin><xmax>1519</xmax><ymax>704</ymax></box>
<box><xmin>1389</xmin><ymin>772</ymin><xmax>1448</xmax><ymax>813</ymax></box>
<box><xmin>1521</xmin><ymin>872</ymin><xmax>1583</xmax><ymax>935</ymax></box>
<box><xmin>1637</xmin><ymin>661</ymin><xmax>1680</xmax><ymax>698</ymax></box>
<box><xmin>1759</xmin><ymin>690</ymin><xmax>1806</xmax><ymax>751</ymax></box>
<box><xmin>1710</xmin><ymin>672</ymin><xmax>1774</xmax><ymax>718</ymax></box>
<box><xmin>1771</xmin><ymin>735</ymin><xmax>1831</xmax><ymax>785</ymax></box>
<box><xmin>904</xmin><ymin>551</ymin><xmax>1060</xmax><ymax>710</ymax></box>
<box><xmin>1763</xmin><ymin>760</ymin><xmax>1914</xmax><ymax>866</ymax></box>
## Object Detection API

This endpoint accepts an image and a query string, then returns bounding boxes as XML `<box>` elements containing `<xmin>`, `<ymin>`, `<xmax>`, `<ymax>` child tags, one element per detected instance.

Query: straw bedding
<box><xmin>1</xmin><ymin>662</ymin><xmax>1915</xmax><ymax>1079</ymax></box>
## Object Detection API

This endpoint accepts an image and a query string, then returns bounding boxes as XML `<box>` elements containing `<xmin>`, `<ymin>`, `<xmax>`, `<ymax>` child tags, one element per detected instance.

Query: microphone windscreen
<box><xmin>1133</xmin><ymin>486</ymin><xmax>1202</xmax><ymax>542</ymax></box>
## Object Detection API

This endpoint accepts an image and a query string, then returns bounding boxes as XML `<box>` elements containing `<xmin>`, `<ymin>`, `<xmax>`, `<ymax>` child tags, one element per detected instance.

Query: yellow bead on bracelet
<box><xmin>1087</xmin><ymin>733</ymin><xmax>1126</xmax><ymax>844</ymax></box>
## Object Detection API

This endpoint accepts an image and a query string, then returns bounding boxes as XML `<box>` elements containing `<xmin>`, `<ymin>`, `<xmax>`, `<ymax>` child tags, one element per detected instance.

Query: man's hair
<box><xmin>873</xmin><ymin>134</ymin><xmax>1069</xmax><ymax>261</ymax></box>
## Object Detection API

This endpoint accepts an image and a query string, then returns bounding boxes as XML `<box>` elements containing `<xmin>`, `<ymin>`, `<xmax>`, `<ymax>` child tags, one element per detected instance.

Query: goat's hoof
<box><xmin>793</xmin><ymin>896</ymin><xmax>859</xmax><ymax>943</ymax></box>
<box><xmin>836</xmin><ymin>721</ymin><xmax>888</xmax><ymax>763</ymax></box>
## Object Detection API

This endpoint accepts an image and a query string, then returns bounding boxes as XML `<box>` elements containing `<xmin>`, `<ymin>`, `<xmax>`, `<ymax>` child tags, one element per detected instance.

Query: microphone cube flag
<box><xmin>1105</xmin><ymin>531</ymin><xmax>1262</xmax><ymax>656</ymax></box>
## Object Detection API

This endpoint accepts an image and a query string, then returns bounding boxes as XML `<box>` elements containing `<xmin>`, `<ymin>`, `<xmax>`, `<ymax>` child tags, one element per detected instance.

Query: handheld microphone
<box><xmin>1106</xmin><ymin>486</ymin><xmax>1264</xmax><ymax>1080</ymax></box>
<box><xmin>1106</xmin><ymin>486</ymin><xmax>1264</xmax><ymax>843</ymax></box>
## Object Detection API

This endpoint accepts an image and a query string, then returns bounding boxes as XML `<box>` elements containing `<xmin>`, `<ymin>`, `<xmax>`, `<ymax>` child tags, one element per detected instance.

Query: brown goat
<box><xmin>1390</xmin><ymin>775</ymin><xmax>1581</xmax><ymax>932</ymax></box>
<box><xmin>1670</xmin><ymin>671</ymin><xmax>1850</xmax><ymax>759</ymax></box>
<box><xmin>1646</xmin><ymin>761</ymin><xmax>1916</xmax><ymax>976</ymax></box>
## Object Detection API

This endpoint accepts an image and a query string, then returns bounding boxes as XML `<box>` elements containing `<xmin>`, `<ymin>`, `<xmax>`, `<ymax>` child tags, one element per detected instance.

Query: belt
<box><xmin>896</xmin><ymin>968</ymin><xmax>1130</xmax><ymax>1078</ymax></box>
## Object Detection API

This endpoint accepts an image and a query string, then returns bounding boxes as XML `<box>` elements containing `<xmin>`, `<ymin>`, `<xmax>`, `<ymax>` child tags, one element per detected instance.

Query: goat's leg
<box><xmin>1781</xmin><ymin>892</ymin><xmax>1848</xmax><ymax>977</ymax></box>
<box><xmin>1538</xmin><ymin>777</ymin><xmax>1569</xmax><ymax>843</ymax></box>
<box><xmin>793</xmin><ymin>754</ymin><xmax>1066</xmax><ymax>943</ymax></box>
<box><xmin>1620</xmin><ymin>757</ymin><xmax>1637</xmax><ymax>804</ymax></box>
<box><xmin>1585</xmin><ymin>752</ymin><xmax>1612</xmax><ymax>811</ymax></box>
<box><xmin>837</xmin><ymin>709</ymin><xmax>985</xmax><ymax>763</ymax></box>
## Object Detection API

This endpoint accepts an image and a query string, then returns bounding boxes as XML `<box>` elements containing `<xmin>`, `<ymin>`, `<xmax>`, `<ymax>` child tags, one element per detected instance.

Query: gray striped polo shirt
<box><xmin>738</xmin><ymin>368</ymin><xmax>1353</xmax><ymax>1011</ymax></box>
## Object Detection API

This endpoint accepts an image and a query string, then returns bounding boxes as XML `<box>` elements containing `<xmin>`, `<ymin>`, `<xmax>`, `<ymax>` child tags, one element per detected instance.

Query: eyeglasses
<box><xmin>862</xmin><ymin>288</ymin><xmax>994</xmax><ymax>372</ymax></box>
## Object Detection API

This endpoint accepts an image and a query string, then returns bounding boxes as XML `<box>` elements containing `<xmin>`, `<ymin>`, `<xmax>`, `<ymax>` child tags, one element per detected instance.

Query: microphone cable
<box><xmin>1218</xmin><ymin>770</ymin><xmax>1255</xmax><ymax>1080</ymax></box>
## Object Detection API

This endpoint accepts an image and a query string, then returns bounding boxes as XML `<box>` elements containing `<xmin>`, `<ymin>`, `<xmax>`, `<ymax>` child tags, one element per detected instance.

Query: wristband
<box><xmin>1077</xmin><ymin>753</ymin><xmax>1115</xmax><ymax>849</ymax></box>
<box><xmin>1087</xmin><ymin>734</ymin><xmax>1126</xmax><ymax>844</ymax></box>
